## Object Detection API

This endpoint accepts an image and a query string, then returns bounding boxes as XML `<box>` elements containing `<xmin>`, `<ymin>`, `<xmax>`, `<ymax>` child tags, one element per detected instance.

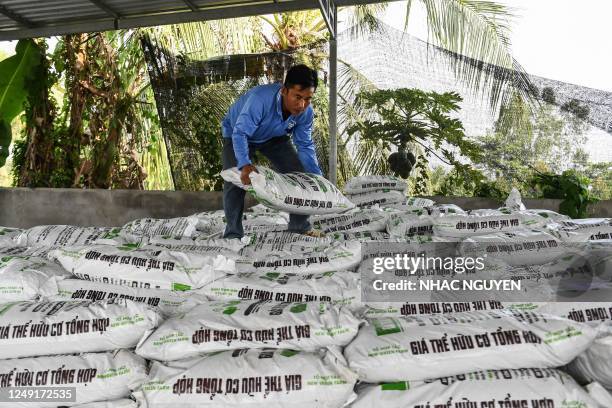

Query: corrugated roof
<box><xmin>0</xmin><ymin>0</ymin><xmax>388</xmax><ymax>40</ymax></box>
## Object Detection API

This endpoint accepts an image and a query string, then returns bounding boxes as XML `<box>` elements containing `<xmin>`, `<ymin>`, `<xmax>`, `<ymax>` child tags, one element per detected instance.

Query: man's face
<box><xmin>281</xmin><ymin>85</ymin><xmax>315</xmax><ymax>116</ymax></box>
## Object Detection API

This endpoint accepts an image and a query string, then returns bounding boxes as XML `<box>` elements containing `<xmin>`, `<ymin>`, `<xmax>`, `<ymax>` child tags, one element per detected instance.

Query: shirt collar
<box><xmin>276</xmin><ymin>85</ymin><xmax>284</xmax><ymax>118</ymax></box>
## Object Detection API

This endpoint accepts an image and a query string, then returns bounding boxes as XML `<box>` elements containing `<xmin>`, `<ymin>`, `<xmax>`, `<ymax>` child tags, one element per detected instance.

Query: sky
<box><xmin>1</xmin><ymin>0</ymin><xmax>611</xmax><ymax>92</ymax></box>
<box><xmin>374</xmin><ymin>0</ymin><xmax>612</xmax><ymax>92</ymax></box>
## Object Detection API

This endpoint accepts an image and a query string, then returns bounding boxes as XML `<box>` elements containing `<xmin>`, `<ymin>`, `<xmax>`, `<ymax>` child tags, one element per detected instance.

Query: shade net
<box><xmin>140</xmin><ymin>35</ymin><xmax>328</xmax><ymax>191</ymax></box>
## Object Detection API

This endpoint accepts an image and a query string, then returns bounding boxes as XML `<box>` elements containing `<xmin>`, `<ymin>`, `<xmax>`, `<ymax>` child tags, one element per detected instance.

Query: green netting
<box><xmin>140</xmin><ymin>35</ymin><xmax>328</xmax><ymax>191</ymax></box>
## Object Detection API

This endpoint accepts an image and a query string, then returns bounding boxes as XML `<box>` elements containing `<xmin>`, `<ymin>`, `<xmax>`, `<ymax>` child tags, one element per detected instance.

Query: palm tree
<box><xmin>409</xmin><ymin>0</ymin><xmax>535</xmax><ymax>109</ymax></box>
<box><xmin>338</xmin><ymin>1</ymin><xmax>535</xmax><ymax>180</ymax></box>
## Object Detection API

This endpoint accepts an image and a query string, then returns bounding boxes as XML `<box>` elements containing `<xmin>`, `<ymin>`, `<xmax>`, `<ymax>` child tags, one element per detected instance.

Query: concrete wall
<box><xmin>0</xmin><ymin>187</ymin><xmax>257</xmax><ymax>228</ymax></box>
<box><xmin>1</xmin><ymin>187</ymin><xmax>610</xmax><ymax>228</ymax></box>
<box><xmin>428</xmin><ymin>195</ymin><xmax>612</xmax><ymax>218</ymax></box>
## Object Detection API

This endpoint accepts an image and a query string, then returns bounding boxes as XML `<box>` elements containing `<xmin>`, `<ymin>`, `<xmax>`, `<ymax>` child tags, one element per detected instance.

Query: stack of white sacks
<box><xmin>0</xmin><ymin>167</ymin><xmax>609</xmax><ymax>406</ymax></box>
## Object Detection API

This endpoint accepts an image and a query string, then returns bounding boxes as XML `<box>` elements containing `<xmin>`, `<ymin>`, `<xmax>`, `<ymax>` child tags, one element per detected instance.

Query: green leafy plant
<box><xmin>347</xmin><ymin>88</ymin><xmax>482</xmax><ymax>180</ymax></box>
<box><xmin>433</xmin><ymin>165</ymin><xmax>506</xmax><ymax>199</ymax></box>
<box><xmin>532</xmin><ymin>170</ymin><xmax>598</xmax><ymax>218</ymax></box>
<box><xmin>0</xmin><ymin>39</ymin><xmax>44</xmax><ymax>167</ymax></box>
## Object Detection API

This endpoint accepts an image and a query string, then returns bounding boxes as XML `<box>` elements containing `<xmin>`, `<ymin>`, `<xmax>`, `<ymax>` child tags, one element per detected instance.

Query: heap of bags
<box><xmin>0</xmin><ymin>171</ymin><xmax>610</xmax><ymax>407</ymax></box>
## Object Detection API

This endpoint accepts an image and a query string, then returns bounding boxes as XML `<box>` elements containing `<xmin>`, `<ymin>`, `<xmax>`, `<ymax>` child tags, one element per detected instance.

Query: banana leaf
<box><xmin>0</xmin><ymin>39</ymin><xmax>43</xmax><ymax>166</ymax></box>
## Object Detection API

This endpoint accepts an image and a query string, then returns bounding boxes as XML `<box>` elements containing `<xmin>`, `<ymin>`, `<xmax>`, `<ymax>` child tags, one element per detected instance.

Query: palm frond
<box><xmin>403</xmin><ymin>0</ymin><xmax>413</xmax><ymax>31</ymax></box>
<box><xmin>343</xmin><ymin>4</ymin><xmax>388</xmax><ymax>39</ymax></box>
<box><xmin>419</xmin><ymin>0</ymin><xmax>537</xmax><ymax>112</ymax></box>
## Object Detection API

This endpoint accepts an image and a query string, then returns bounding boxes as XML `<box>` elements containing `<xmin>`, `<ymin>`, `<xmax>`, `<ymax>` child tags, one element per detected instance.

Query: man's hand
<box><xmin>240</xmin><ymin>164</ymin><xmax>257</xmax><ymax>185</ymax></box>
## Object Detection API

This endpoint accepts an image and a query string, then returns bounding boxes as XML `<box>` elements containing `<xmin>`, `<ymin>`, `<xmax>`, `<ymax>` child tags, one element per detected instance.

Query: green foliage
<box><xmin>0</xmin><ymin>39</ymin><xmax>44</xmax><ymax>166</ymax></box>
<box><xmin>479</xmin><ymin>91</ymin><xmax>591</xmax><ymax>189</ymax></box>
<box><xmin>541</xmin><ymin>87</ymin><xmax>555</xmax><ymax>104</ymax></box>
<box><xmin>347</xmin><ymin>88</ymin><xmax>482</xmax><ymax>184</ymax></box>
<box><xmin>187</xmin><ymin>86</ymin><xmax>226</xmax><ymax>191</ymax></box>
<box><xmin>531</xmin><ymin>170</ymin><xmax>598</xmax><ymax>218</ymax></box>
<box><xmin>579</xmin><ymin>162</ymin><xmax>612</xmax><ymax>200</ymax></box>
<box><xmin>432</xmin><ymin>165</ymin><xmax>507</xmax><ymax>200</ymax></box>
<box><xmin>561</xmin><ymin>99</ymin><xmax>590</xmax><ymax>120</ymax></box>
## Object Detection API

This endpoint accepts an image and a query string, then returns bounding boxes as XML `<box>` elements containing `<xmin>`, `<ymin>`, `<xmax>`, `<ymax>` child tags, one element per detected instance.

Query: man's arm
<box><xmin>231</xmin><ymin>94</ymin><xmax>264</xmax><ymax>170</ymax></box>
<box><xmin>292</xmin><ymin>108</ymin><xmax>323</xmax><ymax>175</ymax></box>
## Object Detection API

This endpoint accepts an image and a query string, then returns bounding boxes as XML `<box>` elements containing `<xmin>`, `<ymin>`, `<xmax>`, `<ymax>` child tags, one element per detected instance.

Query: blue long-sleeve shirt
<box><xmin>221</xmin><ymin>83</ymin><xmax>322</xmax><ymax>175</ymax></box>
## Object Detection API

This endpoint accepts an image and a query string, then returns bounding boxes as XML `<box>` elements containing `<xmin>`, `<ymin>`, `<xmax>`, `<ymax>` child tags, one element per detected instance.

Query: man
<box><xmin>221</xmin><ymin>64</ymin><xmax>325</xmax><ymax>239</ymax></box>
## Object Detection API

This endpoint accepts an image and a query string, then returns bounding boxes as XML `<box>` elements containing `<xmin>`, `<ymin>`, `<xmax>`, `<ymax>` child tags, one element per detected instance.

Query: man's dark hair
<box><xmin>284</xmin><ymin>64</ymin><xmax>318</xmax><ymax>90</ymax></box>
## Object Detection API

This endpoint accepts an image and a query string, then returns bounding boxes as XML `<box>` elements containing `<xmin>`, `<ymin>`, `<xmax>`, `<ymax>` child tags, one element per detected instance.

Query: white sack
<box><xmin>433</xmin><ymin>213</ymin><xmax>547</xmax><ymax>238</ymax></box>
<box><xmin>0</xmin><ymin>350</ymin><xmax>146</xmax><ymax>407</ymax></box>
<box><xmin>136</xmin><ymin>299</ymin><xmax>361</xmax><ymax>360</ymax></box>
<box><xmin>41</xmin><ymin>278</ymin><xmax>207</xmax><ymax>318</ymax></box>
<box><xmin>0</xmin><ymin>227</ymin><xmax>20</xmax><ymax>247</ymax></box>
<box><xmin>328</xmin><ymin>231</ymin><xmax>395</xmax><ymax>242</ymax></box>
<box><xmin>50</xmin><ymin>245</ymin><xmax>233</xmax><ymax>291</ymax></box>
<box><xmin>236</xmin><ymin>240</ymin><xmax>361</xmax><ymax>274</ymax></box>
<box><xmin>0</xmin><ymin>254</ymin><xmax>70</xmax><ymax>301</ymax></box>
<box><xmin>343</xmin><ymin>175</ymin><xmax>407</xmax><ymax>194</ymax></box>
<box><xmin>199</xmin><ymin>270</ymin><xmax>362</xmax><ymax>312</ymax></box>
<box><xmin>133</xmin><ymin>348</ymin><xmax>357</xmax><ymax>408</ymax></box>
<box><xmin>459</xmin><ymin>229</ymin><xmax>567</xmax><ymax>266</ymax></box>
<box><xmin>528</xmin><ymin>302</ymin><xmax>612</xmax><ymax>326</ymax></box>
<box><xmin>548</xmin><ymin>218</ymin><xmax>612</xmax><ymax>242</ymax></box>
<box><xmin>567</xmin><ymin>331</ymin><xmax>612</xmax><ymax>390</ymax></box>
<box><xmin>363</xmin><ymin>300</ymin><xmax>507</xmax><ymax>318</ymax></box>
<box><xmin>0</xmin><ymin>299</ymin><xmax>161</xmax><ymax>359</ymax></box>
<box><xmin>344</xmin><ymin>309</ymin><xmax>597</xmax><ymax>382</ymax></box>
<box><xmin>15</xmin><ymin>226</ymin><xmax>117</xmax><ymax>248</ymax></box>
<box><xmin>405</xmin><ymin>197</ymin><xmax>435</xmax><ymax>207</ymax></box>
<box><xmin>386</xmin><ymin>213</ymin><xmax>435</xmax><ymax>239</ymax></box>
<box><xmin>147</xmin><ymin>235</ymin><xmax>247</xmax><ymax>252</ymax></box>
<box><xmin>119</xmin><ymin>216</ymin><xmax>201</xmax><ymax>239</ymax></box>
<box><xmin>347</xmin><ymin>190</ymin><xmax>405</xmax><ymax>208</ymax></box>
<box><xmin>221</xmin><ymin>166</ymin><xmax>354</xmax><ymax>215</ymax></box>
<box><xmin>427</xmin><ymin>203</ymin><xmax>467</xmax><ymax>216</ymax></box>
<box><xmin>243</xmin><ymin>231</ymin><xmax>330</xmax><ymax>249</ymax></box>
<box><xmin>352</xmin><ymin>368</ymin><xmax>602</xmax><ymax>408</ymax></box>
<box><xmin>70</xmin><ymin>400</ymin><xmax>138</xmax><ymax>408</ymax></box>
<box><xmin>504</xmin><ymin>187</ymin><xmax>527</xmax><ymax>211</ymax></box>
<box><xmin>587</xmin><ymin>382</ymin><xmax>612</xmax><ymax>406</ymax></box>
<box><xmin>312</xmin><ymin>208</ymin><xmax>388</xmax><ymax>233</ymax></box>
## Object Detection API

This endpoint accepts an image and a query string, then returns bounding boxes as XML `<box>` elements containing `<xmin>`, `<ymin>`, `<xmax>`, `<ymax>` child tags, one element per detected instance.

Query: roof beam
<box><xmin>0</xmin><ymin>0</ymin><xmax>405</xmax><ymax>41</ymax></box>
<box><xmin>0</xmin><ymin>4</ymin><xmax>37</xmax><ymax>28</ymax></box>
<box><xmin>181</xmin><ymin>0</ymin><xmax>200</xmax><ymax>12</ymax></box>
<box><xmin>0</xmin><ymin>0</ymin><xmax>320</xmax><ymax>40</ymax></box>
<box><xmin>87</xmin><ymin>0</ymin><xmax>121</xmax><ymax>19</ymax></box>
<box><xmin>317</xmin><ymin>0</ymin><xmax>336</xmax><ymax>39</ymax></box>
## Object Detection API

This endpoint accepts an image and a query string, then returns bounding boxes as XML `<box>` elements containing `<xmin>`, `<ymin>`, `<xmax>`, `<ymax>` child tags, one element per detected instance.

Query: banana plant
<box><xmin>0</xmin><ymin>39</ymin><xmax>43</xmax><ymax>167</ymax></box>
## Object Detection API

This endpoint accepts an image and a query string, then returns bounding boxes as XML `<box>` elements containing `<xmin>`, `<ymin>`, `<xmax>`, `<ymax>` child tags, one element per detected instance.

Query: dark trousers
<box><xmin>222</xmin><ymin>136</ymin><xmax>311</xmax><ymax>239</ymax></box>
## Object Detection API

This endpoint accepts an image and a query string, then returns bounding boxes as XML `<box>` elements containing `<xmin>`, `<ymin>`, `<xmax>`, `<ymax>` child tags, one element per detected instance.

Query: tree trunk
<box><xmin>17</xmin><ymin>40</ymin><xmax>56</xmax><ymax>187</ymax></box>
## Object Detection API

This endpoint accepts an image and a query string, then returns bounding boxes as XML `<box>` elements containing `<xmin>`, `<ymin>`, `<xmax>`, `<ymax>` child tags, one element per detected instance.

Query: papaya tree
<box><xmin>347</xmin><ymin>88</ymin><xmax>482</xmax><ymax>185</ymax></box>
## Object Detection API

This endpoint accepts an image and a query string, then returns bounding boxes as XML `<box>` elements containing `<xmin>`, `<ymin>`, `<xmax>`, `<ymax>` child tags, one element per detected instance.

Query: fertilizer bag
<box><xmin>344</xmin><ymin>309</ymin><xmax>597</xmax><ymax>382</ymax></box>
<box><xmin>221</xmin><ymin>166</ymin><xmax>354</xmax><ymax>215</ymax></box>
<box><xmin>352</xmin><ymin>368</ymin><xmax>603</xmax><ymax>408</ymax></box>
<box><xmin>235</xmin><ymin>240</ymin><xmax>361</xmax><ymax>274</ymax></box>
<box><xmin>41</xmin><ymin>278</ymin><xmax>207</xmax><ymax>318</ymax></box>
<box><xmin>0</xmin><ymin>299</ymin><xmax>161</xmax><ymax>359</ymax></box>
<box><xmin>0</xmin><ymin>254</ymin><xmax>70</xmax><ymax>301</ymax></box>
<box><xmin>133</xmin><ymin>348</ymin><xmax>357</xmax><ymax>408</ymax></box>
<box><xmin>0</xmin><ymin>350</ymin><xmax>146</xmax><ymax>407</ymax></box>
<box><xmin>199</xmin><ymin>270</ymin><xmax>362</xmax><ymax>312</ymax></box>
<box><xmin>50</xmin><ymin>244</ymin><xmax>234</xmax><ymax>290</ymax></box>
<box><xmin>136</xmin><ymin>299</ymin><xmax>361</xmax><ymax>360</ymax></box>
<box><xmin>343</xmin><ymin>175</ymin><xmax>407</xmax><ymax>194</ymax></box>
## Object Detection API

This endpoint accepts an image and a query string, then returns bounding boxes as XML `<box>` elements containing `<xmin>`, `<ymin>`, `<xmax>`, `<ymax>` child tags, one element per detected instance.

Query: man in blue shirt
<box><xmin>221</xmin><ymin>64</ymin><xmax>324</xmax><ymax>239</ymax></box>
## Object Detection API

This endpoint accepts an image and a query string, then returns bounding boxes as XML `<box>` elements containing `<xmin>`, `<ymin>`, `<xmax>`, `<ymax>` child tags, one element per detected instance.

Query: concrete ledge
<box><xmin>1</xmin><ymin>188</ymin><xmax>610</xmax><ymax>228</ymax></box>
<box><xmin>0</xmin><ymin>187</ymin><xmax>257</xmax><ymax>228</ymax></box>
<box><xmin>427</xmin><ymin>195</ymin><xmax>612</xmax><ymax>218</ymax></box>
